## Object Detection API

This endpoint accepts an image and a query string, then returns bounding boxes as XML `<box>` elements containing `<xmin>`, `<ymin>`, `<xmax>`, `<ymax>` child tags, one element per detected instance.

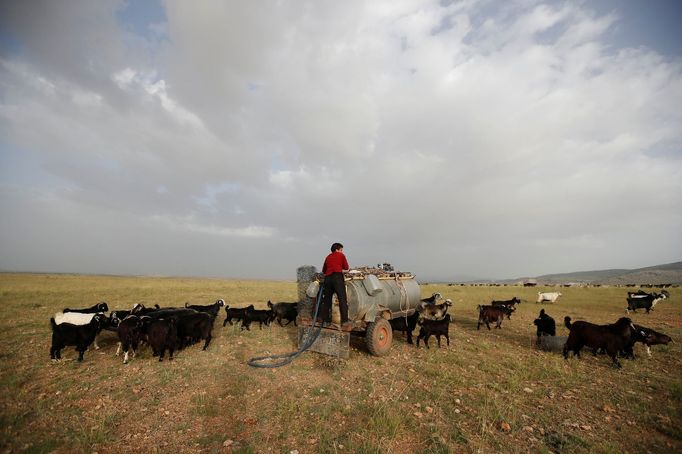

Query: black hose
<box><xmin>247</xmin><ymin>287</ymin><xmax>324</xmax><ymax>368</ymax></box>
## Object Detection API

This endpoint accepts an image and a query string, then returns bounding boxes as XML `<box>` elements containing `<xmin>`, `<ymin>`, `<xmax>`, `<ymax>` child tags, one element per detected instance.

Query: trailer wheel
<box><xmin>366</xmin><ymin>318</ymin><xmax>392</xmax><ymax>356</ymax></box>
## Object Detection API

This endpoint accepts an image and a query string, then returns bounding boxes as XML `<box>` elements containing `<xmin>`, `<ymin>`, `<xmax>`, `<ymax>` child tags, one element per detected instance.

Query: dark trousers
<box><xmin>318</xmin><ymin>272</ymin><xmax>349</xmax><ymax>323</ymax></box>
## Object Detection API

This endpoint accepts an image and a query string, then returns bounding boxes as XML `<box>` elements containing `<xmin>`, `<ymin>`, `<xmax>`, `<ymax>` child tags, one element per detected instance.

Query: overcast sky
<box><xmin>1</xmin><ymin>0</ymin><xmax>681</xmax><ymax>282</ymax></box>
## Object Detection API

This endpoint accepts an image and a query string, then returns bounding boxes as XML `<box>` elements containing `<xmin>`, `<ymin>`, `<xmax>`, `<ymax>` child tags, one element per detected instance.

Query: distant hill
<box><xmin>524</xmin><ymin>261</ymin><xmax>682</xmax><ymax>285</ymax></box>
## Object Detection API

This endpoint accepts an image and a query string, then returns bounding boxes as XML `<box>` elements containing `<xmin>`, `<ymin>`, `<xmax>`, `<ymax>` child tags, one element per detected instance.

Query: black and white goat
<box><xmin>418</xmin><ymin>298</ymin><xmax>452</xmax><ymax>321</ymax></box>
<box><xmin>54</xmin><ymin>311</ymin><xmax>106</xmax><ymax>349</ymax></box>
<box><xmin>626</xmin><ymin>293</ymin><xmax>666</xmax><ymax>314</ymax></box>
<box><xmin>116</xmin><ymin>315</ymin><xmax>149</xmax><ymax>364</ymax></box>
<box><xmin>63</xmin><ymin>302</ymin><xmax>109</xmax><ymax>314</ymax></box>
<box><xmin>50</xmin><ymin>314</ymin><xmax>107</xmax><ymax>362</ymax></box>
<box><xmin>627</xmin><ymin>324</ymin><xmax>673</xmax><ymax>358</ymax></box>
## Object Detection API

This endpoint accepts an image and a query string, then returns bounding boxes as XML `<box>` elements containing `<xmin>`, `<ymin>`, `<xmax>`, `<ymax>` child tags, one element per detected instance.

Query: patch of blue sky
<box><xmin>0</xmin><ymin>26</ymin><xmax>22</xmax><ymax>56</ymax></box>
<box><xmin>643</xmin><ymin>141</ymin><xmax>682</xmax><ymax>160</ymax></box>
<box><xmin>270</xmin><ymin>154</ymin><xmax>289</xmax><ymax>172</ymax></box>
<box><xmin>0</xmin><ymin>142</ymin><xmax>64</xmax><ymax>188</ymax></box>
<box><xmin>590</xmin><ymin>0</ymin><xmax>682</xmax><ymax>57</ymax></box>
<box><xmin>116</xmin><ymin>0</ymin><xmax>168</xmax><ymax>40</ymax></box>
<box><xmin>194</xmin><ymin>181</ymin><xmax>241</xmax><ymax>210</ymax></box>
<box><xmin>247</xmin><ymin>82</ymin><xmax>262</xmax><ymax>92</ymax></box>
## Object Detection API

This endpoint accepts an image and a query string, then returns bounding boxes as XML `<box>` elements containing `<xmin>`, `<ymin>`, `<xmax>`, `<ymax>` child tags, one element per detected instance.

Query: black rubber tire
<box><xmin>366</xmin><ymin>318</ymin><xmax>393</xmax><ymax>357</ymax></box>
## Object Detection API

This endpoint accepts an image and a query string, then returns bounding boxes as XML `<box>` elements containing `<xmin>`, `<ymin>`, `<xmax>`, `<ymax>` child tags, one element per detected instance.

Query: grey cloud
<box><xmin>0</xmin><ymin>0</ymin><xmax>680</xmax><ymax>280</ymax></box>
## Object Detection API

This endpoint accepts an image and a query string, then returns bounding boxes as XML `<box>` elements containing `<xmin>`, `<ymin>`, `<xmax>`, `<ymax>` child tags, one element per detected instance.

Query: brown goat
<box><xmin>477</xmin><ymin>305</ymin><xmax>509</xmax><ymax>330</ymax></box>
<box><xmin>563</xmin><ymin>316</ymin><xmax>634</xmax><ymax>368</ymax></box>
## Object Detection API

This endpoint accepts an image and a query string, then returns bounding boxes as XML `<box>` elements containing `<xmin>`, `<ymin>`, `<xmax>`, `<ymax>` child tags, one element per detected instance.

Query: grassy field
<box><xmin>0</xmin><ymin>273</ymin><xmax>680</xmax><ymax>454</ymax></box>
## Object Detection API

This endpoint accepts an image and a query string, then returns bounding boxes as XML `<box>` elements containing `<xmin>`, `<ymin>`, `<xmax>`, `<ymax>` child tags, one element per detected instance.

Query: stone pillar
<box><xmin>297</xmin><ymin>265</ymin><xmax>317</xmax><ymax>322</ymax></box>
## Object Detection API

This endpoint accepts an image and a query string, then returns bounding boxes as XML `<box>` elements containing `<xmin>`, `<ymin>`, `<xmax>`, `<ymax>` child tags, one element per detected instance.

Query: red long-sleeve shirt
<box><xmin>322</xmin><ymin>251</ymin><xmax>349</xmax><ymax>276</ymax></box>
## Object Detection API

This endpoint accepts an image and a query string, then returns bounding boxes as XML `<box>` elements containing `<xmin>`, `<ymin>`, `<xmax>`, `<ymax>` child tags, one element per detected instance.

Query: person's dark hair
<box><xmin>331</xmin><ymin>242</ymin><xmax>343</xmax><ymax>252</ymax></box>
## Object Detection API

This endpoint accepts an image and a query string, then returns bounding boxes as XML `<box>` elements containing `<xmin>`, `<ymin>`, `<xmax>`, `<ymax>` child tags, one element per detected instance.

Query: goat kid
<box><xmin>223</xmin><ymin>304</ymin><xmax>254</xmax><ymax>327</ymax></box>
<box><xmin>241</xmin><ymin>308</ymin><xmax>274</xmax><ymax>331</ymax></box>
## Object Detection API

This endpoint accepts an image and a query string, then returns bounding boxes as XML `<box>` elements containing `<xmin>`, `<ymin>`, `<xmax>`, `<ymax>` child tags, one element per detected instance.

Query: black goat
<box><xmin>416</xmin><ymin>314</ymin><xmax>451</xmax><ymax>348</ymax></box>
<box><xmin>491</xmin><ymin>297</ymin><xmax>521</xmax><ymax>319</ymax></box>
<box><xmin>148</xmin><ymin>318</ymin><xmax>178</xmax><ymax>361</ymax></box>
<box><xmin>389</xmin><ymin>311</ymin><xmax>420</xmax><ymax>345</ymax></box>
<box><xmin>63</xmin><ymin>302</ymin><xmax>109</xmax><ymax>314</ymax></box>
<box><xmin>223</xmin><ymin>304</ymin><xmax>254</xmax><ymax>327</ymax></box>
<box><xmin>624</xmin><ymin>324</ymin><xmax>673</xmax><ymax>358</ymax></box>
<box><xmin>116</xmin><ymin>315</ymin><xmax>148</xmax><ymax>364</ymax></box>
<box><xmin>185</xmin><ymin>299</ymin><xmax>225</xmax><ymax>320</ymax></box>
<box><xmin>176</xmin><ymin>312</ymin><xmax>213</xmax><ymax>350</ymax></box>
<box><xmin>563</xmin><ymin>316</ymin><xmax>634</xmax><ymax>368</ymax></box>
<box><xmin>267</xmin><ymin>301</ymin><xmax>298</xmax><ymax>326</ymax></box>
<box><xmin>533</xmin><ymin>309</ymin><xmax>556</xmax><ymax>339</ymax></box>
<box><xmin>50</xmin><ymin>314</ymin><xmax>107</xmax><ymax>362</ymax></box>
<box><xmin>241</xmin><ymin>308</ymin><xmax>273</xmax><ymax>331</ymax></box>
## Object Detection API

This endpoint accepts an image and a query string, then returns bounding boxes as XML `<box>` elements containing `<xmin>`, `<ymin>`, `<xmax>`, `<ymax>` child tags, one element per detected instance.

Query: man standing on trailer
<box><xmin>320</xmin><ymin>242</ymin><xmax>353</xmax><ymax>331</ymax></box>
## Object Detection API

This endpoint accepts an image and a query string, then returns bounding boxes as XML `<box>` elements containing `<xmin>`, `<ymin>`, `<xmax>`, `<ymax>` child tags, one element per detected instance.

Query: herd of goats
<box><xmin>48</xmin><ymin>288</ymin><xmax>673</xmax><ymax>368</ymax></box>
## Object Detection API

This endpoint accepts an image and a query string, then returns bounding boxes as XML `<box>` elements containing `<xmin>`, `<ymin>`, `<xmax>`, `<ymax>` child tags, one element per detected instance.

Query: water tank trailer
<box><xmin>296</xmin><ymin>265</ymin><xmax>422</xmax><ymax>357</ymax></box>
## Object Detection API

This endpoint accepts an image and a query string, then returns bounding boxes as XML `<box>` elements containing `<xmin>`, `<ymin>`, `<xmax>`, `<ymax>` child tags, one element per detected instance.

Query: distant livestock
<box><xmin>537</xmin><ymin>292</ymin><xmax>562</xmax><ymax>303</ymax></box>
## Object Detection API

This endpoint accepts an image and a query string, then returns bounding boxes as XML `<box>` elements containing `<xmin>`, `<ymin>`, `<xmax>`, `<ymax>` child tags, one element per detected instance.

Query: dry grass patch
<box><xmin>0</xmin><ymin>274</ymin><xmax>680</xmax><ymax>453</ymax></box>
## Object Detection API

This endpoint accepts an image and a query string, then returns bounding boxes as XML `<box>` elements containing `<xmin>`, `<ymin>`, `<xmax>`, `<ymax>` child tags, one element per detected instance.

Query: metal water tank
<box><xmin>343</xmin><ymin>275</ymin><xmax>421</xmax><ymax>322</ymax></box>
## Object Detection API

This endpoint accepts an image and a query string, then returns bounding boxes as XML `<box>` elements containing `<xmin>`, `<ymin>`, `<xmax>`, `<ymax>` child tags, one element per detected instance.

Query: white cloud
<box><xmin>0</xmin><ymin>0</ymin><xmax>680</xmax><ymax>280</ymax></box>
